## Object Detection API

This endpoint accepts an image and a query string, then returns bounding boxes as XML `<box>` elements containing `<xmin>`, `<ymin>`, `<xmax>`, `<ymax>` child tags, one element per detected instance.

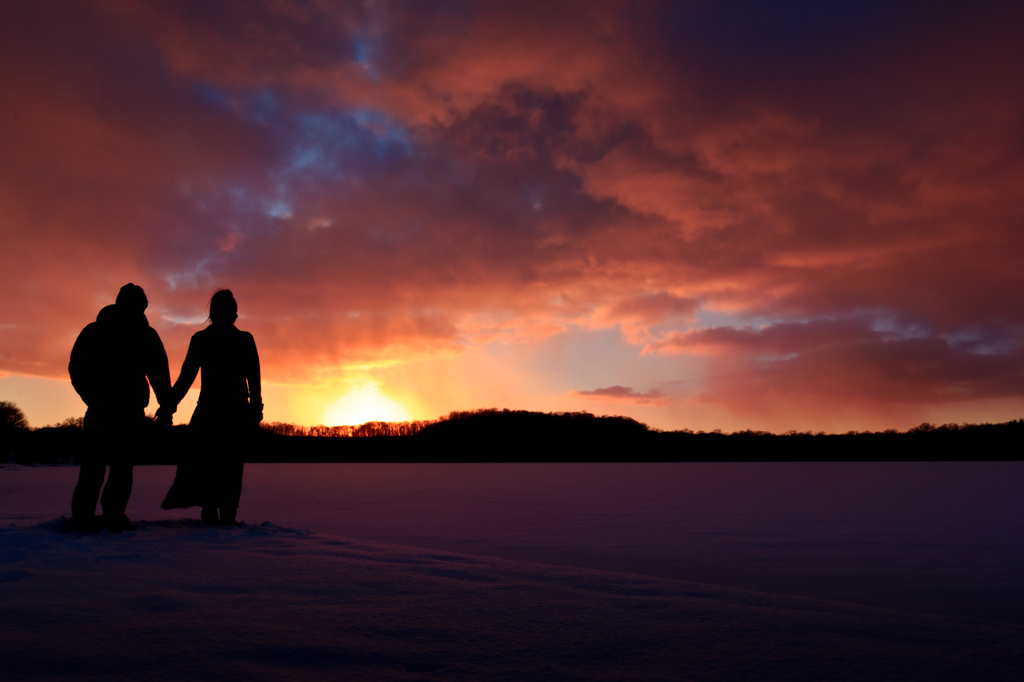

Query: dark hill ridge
<box><xmin>4</xmin><ymin>405</ymin><xmax>1024</xmax><ymax>463</ymax></box>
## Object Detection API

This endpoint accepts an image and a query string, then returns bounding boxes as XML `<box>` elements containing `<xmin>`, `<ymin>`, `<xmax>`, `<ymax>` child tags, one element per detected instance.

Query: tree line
<box><xmin>3</xmin><ymin>400</ymin><xmax>1022</xmax><ymax>464</ymax></box>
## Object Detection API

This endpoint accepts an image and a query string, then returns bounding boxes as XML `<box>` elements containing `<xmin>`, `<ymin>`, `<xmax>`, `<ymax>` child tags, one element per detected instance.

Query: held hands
<box><xmin>155</xmin><ymin>404</ymin><xmax>176</xmax><ymax>427</ymax></box>
<box><xmin>252</xmin><ymin>402</ymin><xmax>264</xmax><ymax>426</ymax></box>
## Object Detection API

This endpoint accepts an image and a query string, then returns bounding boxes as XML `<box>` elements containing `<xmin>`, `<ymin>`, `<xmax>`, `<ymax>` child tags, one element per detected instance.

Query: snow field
<box><xmin>2</xmin><ymin>518</ymin><xmax>1022</xmax><ymax>681</ymax></box>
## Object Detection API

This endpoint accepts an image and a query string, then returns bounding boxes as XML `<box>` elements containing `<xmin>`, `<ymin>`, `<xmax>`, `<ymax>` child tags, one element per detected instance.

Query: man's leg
<box><xmin>100</xmin><ymin>457</ymin><xmax>134</xmax><ymax>523</ymax></box>
<box><xmin>72</xmin><ymin>408</ymin><xmax>108</xmax><ymax>530</ymax></box>
<box><xmin>71</xmin><ymin>455</ymin><xmax>106</xmax><ymax>528</ymax></box>
<box><xmin>99</xmin><ymin>411</ymin><xmax>142</xmax><ymax>532</ymax></box>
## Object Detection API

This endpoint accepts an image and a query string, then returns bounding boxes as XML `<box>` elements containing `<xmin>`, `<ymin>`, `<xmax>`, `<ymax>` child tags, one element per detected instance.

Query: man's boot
<box><xmin>104</xmin><ymin>513</ymin><xmax>136</xmax><ymax>533</ymax></box>
<box><xmin>201</xmin><ymin>508</ymin><xmax>219</xmax><ymax>525</ymax></box>
<box><xmin>219</xmin><ymin>508</ymin><xmax>242</xmax><ymax>527</ymax></box>
<box><xmin>73</xmin><ymin>514</ymin><xmax>105</xmax><ymax>533</ymax></box>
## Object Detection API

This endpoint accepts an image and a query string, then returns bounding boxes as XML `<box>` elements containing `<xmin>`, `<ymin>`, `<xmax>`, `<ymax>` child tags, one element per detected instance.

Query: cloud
<box><xmin>570</xmin><ymin>385</ymin><xmax>669</xmax><ymax>406</ymax></box>
<box><xmin>591</xmin><ymin>293</ymin><xmax>699</xmax><ymax>344</ymax></box>
<box><xmin>1</xmin><ymin>1</ymin><xmax>1023</xmax><ymax>429</ymax></box>
<box><xmin>648</xmin><ymin>317</ymin><xmax>1024</xmax><ymax>423</ymax></box>
<box><xmin>645</xmin><ymin>319</ymin><xmax>878</xmax><ymax>357</ymax></box>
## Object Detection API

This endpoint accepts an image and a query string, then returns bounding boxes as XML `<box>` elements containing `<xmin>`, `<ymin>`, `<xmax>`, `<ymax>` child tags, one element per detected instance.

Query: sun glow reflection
<box><xmin>322</xmin><ymin>384</ymin><xmax>411</xmax><ymax>426</ymax></box>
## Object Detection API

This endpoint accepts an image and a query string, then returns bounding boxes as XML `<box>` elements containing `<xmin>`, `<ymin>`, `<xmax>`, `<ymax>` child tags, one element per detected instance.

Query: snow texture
<box><xmin>0</xmin><ymin>518</ymin><xmax>1020</xmax><ymax>681</ymax></box>
<box><xmin>2</xmin><ymin>462</ymin><xmax>1023</xmax><ymax>680</ymax></box>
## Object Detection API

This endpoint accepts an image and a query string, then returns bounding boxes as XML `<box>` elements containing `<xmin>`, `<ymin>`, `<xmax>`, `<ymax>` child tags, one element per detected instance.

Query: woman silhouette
<box><xmin>161</xmin><ymin>290</ymin><xmax>262</xmax><ymax>525</ymax></box>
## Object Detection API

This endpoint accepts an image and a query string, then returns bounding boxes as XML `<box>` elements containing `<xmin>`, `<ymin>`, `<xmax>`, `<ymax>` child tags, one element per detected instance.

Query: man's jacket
<box><xmin>69</xmin><ymin>305</ymin><xmax>173</xmax><ymax>412</ymax></box>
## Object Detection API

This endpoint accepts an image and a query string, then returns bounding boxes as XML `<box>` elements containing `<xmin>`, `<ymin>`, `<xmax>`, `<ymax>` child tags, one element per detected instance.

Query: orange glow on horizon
<box><xmin>321</xmin><ymin>384</ymin><xmax>411</xmax><ymax>427</ymax></box>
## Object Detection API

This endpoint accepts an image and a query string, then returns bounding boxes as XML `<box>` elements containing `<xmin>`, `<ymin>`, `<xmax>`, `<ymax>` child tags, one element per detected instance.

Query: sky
<box><xmin>2</xmin><ymin>0</ymin><xmax>1023</xmax><ymax>432</ymax></box>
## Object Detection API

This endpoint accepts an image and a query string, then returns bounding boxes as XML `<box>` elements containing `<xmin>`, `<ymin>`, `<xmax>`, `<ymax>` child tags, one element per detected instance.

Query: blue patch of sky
<box><xmin>868</xmin><ymin>315</ymin><xmax>931</xmax><ymax>339</ymax></box>
<box><xmin>212</xmin><ymin>184</ymin><xmax>286</xmax><ymax>221</ymax></box>
<box><xmin>181</xmin><ymin>181</ymin><xmax>293</xmax><ymax>235</ymax></box>
<box><xmin>353</xmin><ymin>38</ymin><xmax>371</xmax><ymax>67</ymax></box>
<box><xmin>267</xmin><ymin>200</ymin><xmax>292</xmax><ymax>219</ymax></box>
<box><xmin>285</xmin><ymin>109</ymin><xmax>413</xmax><ymax>179</ymax></box>
<box><xmin>690</xmin><ymin>309</ymin><xmax>949</xmax><ymax>340</ymax></box>
<box><xmin>179</xmin><ymin>80</ymin><xmax>420</xmax><ymax>244</ymax></box>
<box><xmin>692</xmin><ymin>308</ymin><xmax>781</xmax><ymax>331</ymax></box>
<box><xmin>228</xmin><ymin>186</ymin><xmax>249</xmax><ymax>204</ymax></box>
<box><xmin>192</xmin><ymin>83</ymin><xmax>232</xmax><ymax>112</ymax></box>
<box><xmin>164</xmin><ymin>256</ymin><xmax>218</xmax><ymax>291</ymax></box>
<box><xmin>247</xmin><ymin>89</ymin><xmax>280</xmax><ymax>125</ymax></box>
<box><xmin>191</xmin><ymin>81</ymin><xmax>281</xmax><ymax>127</ymax></box>
<box><xmin>351</xmin><ymin>37</ymin><xmax>381</xmax><ymax>82</ymax></box>
<box><xmin>940</xmin><ymin>326</ymin><xmax>1024</xmax><ymax>356</ymax></box>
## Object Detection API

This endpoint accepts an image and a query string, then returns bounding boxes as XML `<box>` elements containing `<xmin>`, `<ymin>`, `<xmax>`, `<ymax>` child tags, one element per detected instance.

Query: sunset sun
<box><xmin>322</xmin><ymin>385</ymin><xmax>410</xmax><ymax>426</ymax></box>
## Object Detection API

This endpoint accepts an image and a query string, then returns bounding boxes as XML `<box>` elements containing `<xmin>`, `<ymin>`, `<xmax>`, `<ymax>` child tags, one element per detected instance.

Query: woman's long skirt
<box><xmin>161</xmin><ymin>401</ymin><xmax>251</xmax><ymax>512</ymax></box>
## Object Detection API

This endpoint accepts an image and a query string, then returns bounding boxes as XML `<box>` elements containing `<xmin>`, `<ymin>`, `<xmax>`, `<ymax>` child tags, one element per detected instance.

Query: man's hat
<box><xmin>115</xmin><ymin>283</ymin><xmax>148</xmax><ymax>312</ymax></box>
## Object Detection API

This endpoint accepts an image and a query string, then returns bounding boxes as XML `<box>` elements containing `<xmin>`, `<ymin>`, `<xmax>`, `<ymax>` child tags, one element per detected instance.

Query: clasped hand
<box><xmin>155</xmin><ymin>404</ymin><xmax>176</xmax><ymax>427</ymax></box>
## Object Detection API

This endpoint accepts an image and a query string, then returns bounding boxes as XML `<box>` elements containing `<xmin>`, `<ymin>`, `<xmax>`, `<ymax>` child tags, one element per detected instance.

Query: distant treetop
<box><xmin>0</xmin><ymin>401</ymin><xmax>29</xmax><ymax>432</ymax></box>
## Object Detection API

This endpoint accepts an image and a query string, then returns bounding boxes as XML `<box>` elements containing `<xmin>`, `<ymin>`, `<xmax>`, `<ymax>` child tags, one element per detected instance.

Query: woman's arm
<box><xmin>171</xmin><ymin>334</ymin><xmax>202</xmax><ymax>406</ymax></box>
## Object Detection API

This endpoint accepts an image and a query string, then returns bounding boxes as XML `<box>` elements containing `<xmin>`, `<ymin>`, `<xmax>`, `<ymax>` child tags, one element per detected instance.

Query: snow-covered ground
<box><xmin>2</xmin><ymin>462</ymin><xmax>1022</xmax><ymax>679</ymax></box>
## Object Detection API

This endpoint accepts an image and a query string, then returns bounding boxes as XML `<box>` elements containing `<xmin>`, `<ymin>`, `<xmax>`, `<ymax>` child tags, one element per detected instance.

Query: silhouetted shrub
<box><xmin>262</xmin><ymin>422</ymin><xmax>309</xmax><ymax>437</ymax></box>
<box><xmin>47</xmin><ymin>416</ymin><xmax>84</xmax><ymax>429</ymax></box>
<box><xmin>309</xmin><ymin>424</ymin><xmax>349</xmax><ymax>437</ymax></box>
<box><xmin>1</xmin><ymin>401</ymin><xmax>31</xmax><ymax>459</ymax></box>
<box><xmin>1</xmin><ymin>401</ymin><xmax>29</xmax><ymax>432</ymax></box>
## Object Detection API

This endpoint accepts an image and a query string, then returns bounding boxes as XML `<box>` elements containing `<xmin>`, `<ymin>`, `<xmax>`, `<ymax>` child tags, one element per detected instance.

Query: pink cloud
<box><xmin>591</xmin><ymin>293</ymin><xmax>699</xmax><ymax>343</ymax></box>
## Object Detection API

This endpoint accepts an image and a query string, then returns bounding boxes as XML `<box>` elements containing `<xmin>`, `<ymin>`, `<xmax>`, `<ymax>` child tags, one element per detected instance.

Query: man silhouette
<box><xmin>69</xmin><ymin>283</ymin><xmax>174</xmax><ymax>532</ymax></box>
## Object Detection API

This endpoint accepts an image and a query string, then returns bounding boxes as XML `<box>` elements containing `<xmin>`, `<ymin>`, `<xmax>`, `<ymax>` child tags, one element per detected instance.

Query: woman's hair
<box><xmin>208</xmin><ymin>289</ymin><xmax>238</xmax><ymax>324</ymax></box>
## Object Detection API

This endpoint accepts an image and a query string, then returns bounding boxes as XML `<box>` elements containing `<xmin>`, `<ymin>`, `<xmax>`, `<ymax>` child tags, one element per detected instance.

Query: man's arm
<box><xmin>69</xmin><ymin>325</ymin><xmax>97</xmax><ymax>407</ymax></box>
<box><xmin>245</xmin><ymin>333</ymin><xmax>262</xmax><ymax>424</ymax></box>
<box><xmin>146</xmin><ymin>329</ymin><xmax>176</xmax><ymax>425</ymax></box>
<box><xmin>146</xmin><ymin>329</ymin><xmax>174</xmax><ymax>408</ymax></box>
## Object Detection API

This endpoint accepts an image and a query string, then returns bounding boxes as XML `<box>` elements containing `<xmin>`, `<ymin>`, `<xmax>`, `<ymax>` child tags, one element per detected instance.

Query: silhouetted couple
<box><xmin>69</xmin><ymin>284</ymin><xmax>262</xmax><ymax>532</ymax></box>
